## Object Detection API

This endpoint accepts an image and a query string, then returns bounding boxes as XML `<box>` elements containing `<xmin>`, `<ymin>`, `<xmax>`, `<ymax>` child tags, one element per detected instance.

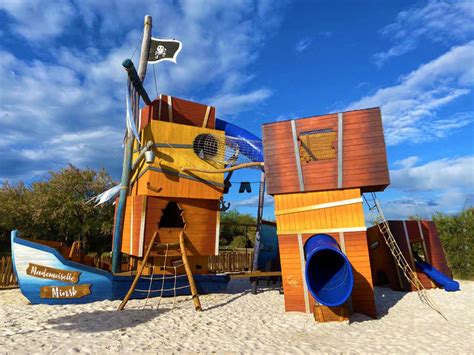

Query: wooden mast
<box><xmin>111</xmin><ymin>15</ymin><xmax>153</xmax><ymax>273</ymax></box>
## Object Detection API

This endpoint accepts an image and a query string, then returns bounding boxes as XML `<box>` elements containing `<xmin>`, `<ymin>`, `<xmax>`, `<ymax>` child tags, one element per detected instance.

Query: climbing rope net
<box><xmin>364</xmin><ymin>192</ymin><xmax>447</xmax><ymax>320</ymax></box>
<box><xmin>134</xmin><ymin>245</ymin><xmax>190</xmax><ymax>310</ymax></box>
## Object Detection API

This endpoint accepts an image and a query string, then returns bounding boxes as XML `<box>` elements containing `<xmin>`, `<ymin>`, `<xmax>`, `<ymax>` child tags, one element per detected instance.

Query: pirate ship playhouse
<box><xmin>262</xmin><ymin>107</ymin><xmax>390</xmax><ymax>320</ymax></box>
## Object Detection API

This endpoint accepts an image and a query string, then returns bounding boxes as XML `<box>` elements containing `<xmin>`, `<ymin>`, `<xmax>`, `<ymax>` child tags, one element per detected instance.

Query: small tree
<box><xmin>0</xmin><ymin>165</ymin><xmax>116</xmax><ymax>254</ymax></box>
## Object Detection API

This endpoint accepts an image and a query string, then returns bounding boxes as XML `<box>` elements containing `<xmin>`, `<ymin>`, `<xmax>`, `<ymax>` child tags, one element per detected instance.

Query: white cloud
<box><xmin>0</xmin><ymin>0</ymin><xmax>75</xmax><ymax>41</ymax></box>
<box><xmin>393</xmin><ymin>156</ymin><xmax>420</xmax><ymax>169</ymax></box>
<box><xmin>231</xmin><ymin>194</ymin><xmax>274</xmax><ymax>208</ymax></box>
<box><xmin>373</xmin><ymin>0</ymin><xmax>474</xmax><ymax>67</ymax></box>
<box><xmin>390</xmin><ymin>156</ymin><xmax>474</xmax><ymax>191</ymax></box>
<box><xmin>295</xmin><ymin>38</ymin><xmax>312</xmax><ymax>52</ymax></box>
<box><xmin>347</xmin><ymin>41</ymin><xmax>474</xmax><ymax>145</ymax></box>
<box><xmin>378</xmin><ymin>156</ymin><xmax>474</xmax><ymax>219</ymax></box>
<box><xmin>209</xmin><ymin>89</ymin><xmax>272</xmax><ymax>117</ymax></box>
<box><xmin>0</xmin><ymin>1</ymin><xmax>286</xmax><ymax>181</ymax></box>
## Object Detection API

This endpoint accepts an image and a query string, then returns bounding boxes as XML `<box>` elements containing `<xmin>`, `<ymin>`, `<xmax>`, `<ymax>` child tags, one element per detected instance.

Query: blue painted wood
<box><xmin>257</xmin><ymin>223</ymin><xmax>280</xmax><ymax>271</ymax></box>
<box><xmin>11</xmin><ymin>231</ymin><xmax>230</xmax><ymax>305</ymax></box>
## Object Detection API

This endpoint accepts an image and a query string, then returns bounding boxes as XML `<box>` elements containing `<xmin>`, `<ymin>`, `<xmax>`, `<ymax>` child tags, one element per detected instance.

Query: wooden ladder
<box><xmin>118</xmin><ymin>230</ymin><xmax>202</xmax><ymax>311</ymax></box>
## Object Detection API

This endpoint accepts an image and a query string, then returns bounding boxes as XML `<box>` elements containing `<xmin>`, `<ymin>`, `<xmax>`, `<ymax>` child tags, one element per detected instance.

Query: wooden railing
<box><xmin>208</xmin><ymin>250</ymin><xmax>254</xmax><ymax>273</ymax></box>
<box><xmin>0</xmin><ymin>256</ymin><xmax>18</xmax><ymax>288</ymax></box>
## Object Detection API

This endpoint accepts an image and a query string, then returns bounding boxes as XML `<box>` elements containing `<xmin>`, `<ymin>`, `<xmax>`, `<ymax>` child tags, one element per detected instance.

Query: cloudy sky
<box><xmin>0</xmin><ymin>0</ymin><xmax>473</xmax><ymax>220</ymax></box>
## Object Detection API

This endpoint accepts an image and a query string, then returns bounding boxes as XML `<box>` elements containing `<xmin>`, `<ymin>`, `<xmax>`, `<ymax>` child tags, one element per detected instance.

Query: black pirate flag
<box><xmin>147</xmin><ymin>37</ymin><xmax>182</xmax><ymax>64</ymax></box>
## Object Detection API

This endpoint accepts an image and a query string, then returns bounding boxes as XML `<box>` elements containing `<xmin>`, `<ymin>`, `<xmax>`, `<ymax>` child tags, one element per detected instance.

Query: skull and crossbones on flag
<box><xmin>148</xmin><ymin>37</ymin><xmax>182</xmax><ymax>64</ymax></box>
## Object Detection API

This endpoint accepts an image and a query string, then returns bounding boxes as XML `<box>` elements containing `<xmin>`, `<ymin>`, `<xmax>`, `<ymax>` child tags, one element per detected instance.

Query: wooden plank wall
<box><xmin>140</xmin><ymin>95</ymin><xmax>216</xmax><ymax>130</ymax></box>
<box><xmin>133</xmin><ymin>170</ymin><xmax>223</xmax><ymax>200</ymax></box>
<box><xmin>342</xmin><ymin>109</ymin><xmax>389</xmax><ymax>191</ymax></box>
<box><xmin>120</xmin><ymin>196</ymin><xmax>219</xmax><ymax>258</ymax></box>
<box><xmin>133</xmin><ymin>120</ymin><xmax>225</xmax><ymax>190</ymax></box>
<box><xmin>143</xmin><ymin>196</ymin><xmax>219</xmax><ymax>257</ymax></box>
<box><xmin>0</xmin><ymin>256</ymin><xmax>18</xmax><ymax>288</ymax></box>
<box><xmin>262</xmin><ymin>107</ymin><xmax>390</xmax><ymax>195</ymax></box>
<box><xmin>367</xmin><ymin>226</ymin><xmax>402</xmax><ymax>290</ymax></box>
<box><xmin>274</xmin><ymin>189</ymin><xmax>365</xmax><ymax>234</ymax></box>
<box><xmin>278</xmin><ymin>232</ymin><xmax>377</xmax><ymax>318</ymax></box>
<box><xmin>274</xmin><ymin>188</ymin><xmax>376</xmax><ymax>318</ymax></box>
<box><xmin>121</xmin><ymin>195</ymin><xmax>146</xmax><ymax>257</ymax></box>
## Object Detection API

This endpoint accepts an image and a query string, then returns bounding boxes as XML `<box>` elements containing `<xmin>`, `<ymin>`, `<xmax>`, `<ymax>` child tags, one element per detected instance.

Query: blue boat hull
<box><xmin>11</xmin><ymin>231</ymin><xmax>229</xmax><ymax>305</ymax></box>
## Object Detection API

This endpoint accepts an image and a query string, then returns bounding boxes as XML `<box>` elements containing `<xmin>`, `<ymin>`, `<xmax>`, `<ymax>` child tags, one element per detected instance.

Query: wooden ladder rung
<box><xmin>154</xmin><ymin>242</ymin><xmax>181</xmax><ymax>249</ymax></box>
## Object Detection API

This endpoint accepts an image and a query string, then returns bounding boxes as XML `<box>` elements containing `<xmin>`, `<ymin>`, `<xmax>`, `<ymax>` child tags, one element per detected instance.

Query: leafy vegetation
<box><xmin>219</xmin><ymin>209</ymin><xmax>256</xmax><ymax>248</ymax></box>
<box><xmin>0</xmin><ymin>165</ymin><xmax>116</xmax><ymax>254</ymax></box>
<box><xmin>433</xmin><ymin>208</ymin><xmax>473</xmax><ymax>279</ymax></box>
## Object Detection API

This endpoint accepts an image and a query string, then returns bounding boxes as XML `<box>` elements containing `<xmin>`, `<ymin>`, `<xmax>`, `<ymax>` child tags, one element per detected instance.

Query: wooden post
<box><xmin>118</xmin><ymin>231</ymin><xmax>159</xmax><ymax>311</ymax></box>
<box><xmin>137</xmin><ymin>15</ymin><xmax>152</xmax><ymax>83</ymax></box>
<box><xmin>111</xmin><ymin>15</ymin><xmax>153</xmax><ymax>273</ymax></box>
<box><xmin>251</xmin><ymin>171</ymin><xmax>265</xmax><ymax>294</ymax></box>
<box><xmin>179</xmin><ymin>231</ymin><xmax>202</xmax><ymax>311</ymax></box>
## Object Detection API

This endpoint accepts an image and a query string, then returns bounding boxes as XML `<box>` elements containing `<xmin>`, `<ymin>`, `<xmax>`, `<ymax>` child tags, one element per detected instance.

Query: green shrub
<box><xmin>433</xmin><ymin>208</ymin><xmax>474</xmax><ymax>279</ymax></box>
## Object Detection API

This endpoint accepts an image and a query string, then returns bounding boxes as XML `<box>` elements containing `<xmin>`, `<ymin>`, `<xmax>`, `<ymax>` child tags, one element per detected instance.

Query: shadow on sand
<box><xmin>205</xmin><ymin>279</ymin><xmax>282</xmax><ymax>311</ymax></box>
<box><xmin>47</xmin><ymin>307</ymin><xmax>170</xmax><ymax>332</ymax></box>
<box><xmin>349</xmin><ymin>285</ymin><xmax>409</xmax><ymax>323</ymax></box>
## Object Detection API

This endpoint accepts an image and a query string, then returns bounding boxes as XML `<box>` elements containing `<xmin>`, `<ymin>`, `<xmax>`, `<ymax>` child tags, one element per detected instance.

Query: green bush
<box><xmin>219</xmin><ymin>209</ymin><xmax>256</xmax><ymax>247</ymax></box>
<box><xmin>0</xmin><ymin>165</ymin><xmax>116</xmax><ymax>254</ymax></box>
<box><xmin>433</xmin><ymin>208</ymin><xmax>474</xmax><ymax>279</ymax></box>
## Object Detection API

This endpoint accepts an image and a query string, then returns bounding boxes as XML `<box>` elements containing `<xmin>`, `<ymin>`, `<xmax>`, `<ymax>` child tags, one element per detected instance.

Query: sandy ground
<box><xmin>0</xmin><ymin>280</ymin><xmax>473</xmax><ymax>354</ymax></box>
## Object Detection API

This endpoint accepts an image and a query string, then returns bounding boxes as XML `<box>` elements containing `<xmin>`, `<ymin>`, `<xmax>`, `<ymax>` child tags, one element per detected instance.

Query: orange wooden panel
<box><xmin>274</xmin><ymin>189</ymin><xmax>365</xmax><ymax>234</ymax></box>
<box><xmin>135</xmin><ymin>169</ymin><xmax>223</xmax><ymax>200</ymax></box>
<box><xmin>143</xmin><ymin>196</ymin><xmax>219</xmax><ymax>257</ymax></box>
<box><xmin>120</xmin><ymin>195</ymin><xmax>147</xmax><ymax>256</ymax></box>
<box><xmin>278</xmin><ymin>234</ymin><xmax>306</xmax><ymax>312</ymax></box>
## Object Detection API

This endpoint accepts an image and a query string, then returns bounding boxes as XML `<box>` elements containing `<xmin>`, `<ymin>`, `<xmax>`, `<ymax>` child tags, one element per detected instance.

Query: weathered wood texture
<box><xmin>140</xmin><ymin>95</ymin><xmax>216</xmax><ymax>129</ymax></box>
<box><xmin>208</xmin><ymin>251</ymin><xmax>254</xmax><ymax>273</ymax></box>
<box><xmin>274</xmin><ymin>188</ymin><xmax>365</xmax><ymax>234</ymax></box>
<box><xmin>313</xmin><ymin>303</ymin><xmax>349</xmax><ymax>323</ymax></box>
<box><xmin>120</xmin><ymin>195</ymin><xmax>219</xmax><ymax>258</ymax></box>
<box><xmin>278</xmin><ymin>232</ymin><xmax>376</xmax><ymax>318</ymax></box>
<box><xmin>367</xmin><ymin>220</ymin><xmax>452</xmax><ymax>292</ymax></box>
<box><xmin>275</xmin><ymin>188</ymin><xmax>376</xmax><ymax>318</ymax></box>
<box><xmin>0</xmin><ymin>256</ymin><xmax>17</xmax><ymax>288</ymax></box>
<box><xmin>262</xmin><ymin>107</ymin><xmax>390</xmax><ymax>195</ymax></box>
<box><xmin>131</xmin><ymin>120</ymin><xmax>224</xmax><ymax>200</ymax></box>
<box><xmin>132</xmin><ymin>169</ymin><xmax>223</xmax><ymax>200</ymax></box>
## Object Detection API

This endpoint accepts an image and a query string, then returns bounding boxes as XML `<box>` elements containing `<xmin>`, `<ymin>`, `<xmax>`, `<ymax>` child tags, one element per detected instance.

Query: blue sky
<box><xmin>0</xmin><ymin>0</ymin><xmax>473</xmax><ymax>221</ymax></box>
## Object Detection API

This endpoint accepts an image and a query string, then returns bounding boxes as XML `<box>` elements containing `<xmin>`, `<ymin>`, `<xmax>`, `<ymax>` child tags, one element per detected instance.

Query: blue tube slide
<box><xmin>304</xmin><ymin>234</ymin><xmax>354</xmax><ymax>307</ymax></box>
<box><xmin>415</xmin><ymin>260</ymin><xmax>460</xmax><ymax>292</ymax></box>
<box><xmin>215</xmin><ymin>118</ymin><xmax>264</xmax><ymax>162</ymax></box>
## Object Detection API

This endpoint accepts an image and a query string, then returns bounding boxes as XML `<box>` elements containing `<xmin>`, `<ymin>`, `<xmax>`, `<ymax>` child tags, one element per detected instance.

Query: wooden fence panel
<box><xmin>0</xmin><ymin>256</ymin><xmax>18</xmax><ymax>288</ymax></box>
<box><xmin>207</xmin><ymin>251</ymin><xmax>254</xmax><ymax>273</ymax></box>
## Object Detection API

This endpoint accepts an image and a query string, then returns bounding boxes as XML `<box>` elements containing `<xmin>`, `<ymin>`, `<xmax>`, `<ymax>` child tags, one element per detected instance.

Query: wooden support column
<box><xmin>180</xmin><ymin>231</ymin><xmax>202</xmax><ymax>311</ymax></box>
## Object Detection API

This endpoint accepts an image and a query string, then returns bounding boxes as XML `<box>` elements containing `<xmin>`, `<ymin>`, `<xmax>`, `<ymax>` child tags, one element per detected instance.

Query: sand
<box><xmin>0</xmin><ymin>280</ymin><xmax>473</xmax><ymax>354</ymax></box>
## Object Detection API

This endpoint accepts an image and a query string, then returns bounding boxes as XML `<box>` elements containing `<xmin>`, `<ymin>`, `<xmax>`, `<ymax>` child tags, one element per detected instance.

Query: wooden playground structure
<box><xmin>8</xmin><ymin>14</ymin><xmax>459</xmax><ymax>324</ymax></box>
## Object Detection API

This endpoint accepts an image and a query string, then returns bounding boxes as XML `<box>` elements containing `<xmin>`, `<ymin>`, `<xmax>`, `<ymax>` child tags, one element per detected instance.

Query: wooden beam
<box><xmin>229</xmin><ymin>271</ymin><xmax>282</xmax><ymax>279</ymax></box>
<box><xmin>179</xmin><ymin>231</ymin><xmax>202</xmax><ymax>311</ymax></box>
<box><xmin>117</xmin><ymin>231</ymin><xmax>159</xmax><ymax>310</ymax></box>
